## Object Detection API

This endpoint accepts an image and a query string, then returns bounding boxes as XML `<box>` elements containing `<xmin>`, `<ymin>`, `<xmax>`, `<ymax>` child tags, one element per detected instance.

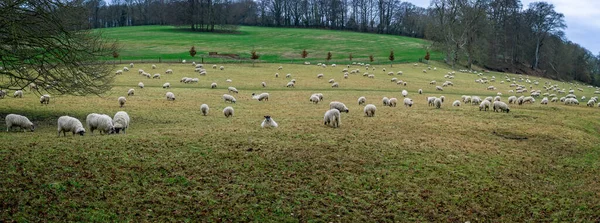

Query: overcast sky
<box><xmin>408</xmin><ymin>0</ymin><xmax>600</xmax><ymax>54</ymax></box>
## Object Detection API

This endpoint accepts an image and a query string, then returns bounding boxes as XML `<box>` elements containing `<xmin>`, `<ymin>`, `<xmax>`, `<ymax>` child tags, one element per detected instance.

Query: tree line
<box><xmin>84</xmin><ymin>0</ymin><xmax>600</xmax><ymax>85</ymax></box>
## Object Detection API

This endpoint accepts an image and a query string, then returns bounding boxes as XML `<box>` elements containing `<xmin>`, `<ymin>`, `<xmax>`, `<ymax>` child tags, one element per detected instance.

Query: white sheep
<box><xmin>228</xmin><ymin>87</ymin><xmax>239</xmax><ymax>94</ymax></box>
<box><xmin>261</xmin><ymin>82</ymin><xmax>266</xmax><ymax>88</ymax></box>
<box><xmin>427</xmin><ymin>97</ymin><xmax>436</xmax><ymax>106</ymax></box>
<box><xmin>112</xmin><ymin>111</ymin><xmax>130</xmax><ymax>134</ymax></box>
<box><xmin>331</xmin><ymin>82</ymin><xmax>339</xmax><ymax>88</ymax></box>
<box><xmin>278</xmin><ymin>66</ymin><xmax>283</xmax><ymax>70</ymax></box>
<box><xmin>329</xmin><ymin>101</ymin><xmax>349</xmax><ymax>113</ymax></box>
<box><xmin>5</xmin><ymin>114</ymin><xmax>34</xmax><ymax>132</ymax></box>
<box><xmin>198</xmin><ymin>104</ymin><xmax>209</xmax><ymax>116</ymax></box>
<box><xmin>508</xmin><ymin>96</ymin><xmax>517</xmax><ymax>104</ymax></box>
<box><xmin>223</xmin><ymin>94</ymin><xmax>236</xmax><ymax>103</ymax></box>
<box><xmin>275</xmin><ymin>73</ymin><xmax>279</xmax><ymax>78</ymax></box>
<box><xmin>418</xmin><ymin>89</ymin><xmax>422</xmax><ymax>94</ymax></box>
<box><xmin>211</xmin><ymin>83</ymin><xmax>217</xmax><ymax>89</ymax></box>
<box><xmin>220</xmin><ymin>66</ymin><xmax>225</xmax><ymax>70</ymax></box>
<box><xmin>364</xmin><ymin>104</ymin><xmax>377</xmax><ymax>117</ymax></box>
<box><xmin>402</xmin><ymin>90</ymin><xmax>408</xmax><ymax>97</ymax></box>
<box><xmin>40</xmin><ymin>94</ymin><xmax>50</xmax><ymax>104</ymax></box>
<box><xmin>118</xmin><ymin>96</ymin><xmax>126</xmax><ymax>107</ymax></box>
<box><xmin>86</xmin><ymin>113</ymin><xmax>114</xmax><ymax>135</ymax></box>
<box><xmin>129</xmin><ymin>63</ymin><xmax>134</xmax><ymax>68</ymax></box>
<box><xmin>151</xmin><ymin>64</ymin><xmax>157</xmax><ymax>69</ymax></box>
<box><xmin>138</xmin><ymin>82</ymin><xmax>144</xmax><ymax>88</ymax></box>
<box><xmin>358</xmin><ymin>96</ymin><xmax>366</xmax><ymax>105</ymax></box>
<box><xmin>317</xmin><ymin>74</ymin><xmax>324</xmax><ymax>78</ymax></box>
<box><xmin>388</xmin><ymin>98</ymin><xmax>397</xmax><ymax>107</ymax></box>
<box><xmin>252</xmin><ymin>93</ymin><xmax>269</xmax><ymax>101</ymax></box>
<box><xmin>471</xmin><ymin>96</ymin><xmax>482</xmax><ymax>105</ymax></box>
<box><xmin>165</xmin><ymin>69</ymin><xmax>173</xmax><ymax>74</ymax></box>
<box><xmin>57</xmin><ymin>116</ymin><xmax>86</xmax><ymax>136</ymax></box>
<box><xmin>13</xmin><ymin>90</ymin><xmax>23</xmax><ymax>98</ymax></box>
<box><xmin>493</xmin><ymin>101</ymin><xmax>510</xmax><ymax>113</ymax></box>
<box><xmin>213</xmin><ymin>65</ymin><xmax>217</xmax><ymax>69</ymax></box>
<box><xmin>115</xmin><ymin>70</ymin><xmax>123</xmax><ymax>75</ymax></box>
<box><xmin>163</xmin><ymin>83</ymin><xmax>170</xmax><ymax>89</ymax></box>
<box><xmin>494</xmin><ymin>96</ymin><xmax>501</xmax><ymax>102</ymax></box>
<box><xmin>223</xmin><ymin>106</ymin><xmax>234</xmax><ymax>118</ymax></box>
<box><xmin>452</xmin><ymin>100</ymin><xmax>461</xmax><ymax>106</ymax></box>
<box><xmin>541</xmin><ymin>97</ymin><xmax>549</xmax><ymax>105</ymax></box>
<box><xmin>166</xmin><ymin>92</ymin><xmax>175</xmax><ymax>101</ymax></box>
<box><xmin>383</xmin><ymin>97</ymin><xmax>390</xmax><ymax>106</ymax></box>
<box><xmin>286</xmin><ymin>74</ymin><xmax>291</xmax><ymax>78</ymax></box>
<box><xmin>328</xmin><ymin>79</ymin><xmax>335</xmax><ymax>84</ymax></box>
<box><xmin>434</xmin><ymin>98</ymin><xmax>442</xmax><ymax>109</ymax></box>
<box><xmin>152</xmin><ymin>73</ymin><xmax>161</xmax><ymax>79</ymax></box>
<box><xmin>261</xmin><ymin>116</ymin><xmax>278</xmax><ymax>128</ymax></box>
<box><xmin>128</xmin><ymin>88</ymin><xmax>135</xmax><ymax>96</ymax></box>
<box><xmin>310</xmin><ymin>95</ymin><xmax>320</xmax><ymax>104</ymax></box>
<box><xmin>479</xmin><ymin>100</ymin><xmax>491</xmax><ymax>111</ymax></box>
<box><xmin>226</xmin><ymin>79</ymin><xmax>232</xmax><ymax>83</ymax></box>
<box><xmin>323</xmin><ymin>109</ymin><xmax>341</xmax><ymax>128</ymax></box>
<box><xmin>404</xmin><ymin>98</ymin><xmax>413</xmax><ymax>107</ymax></box>
<box><xmin>436</xmin><ymin>86</ymin><xmax>443</xmax><ymax>91</ymax></box>
<box><xmin>440</xmin><ymin>96</ymin><xmax>445</xmax><ymax>103</ymax></box>
<box><xmin>286</xmin><ymin>82</ymin><xmax>295</xmax><ymax>88</ymax></box>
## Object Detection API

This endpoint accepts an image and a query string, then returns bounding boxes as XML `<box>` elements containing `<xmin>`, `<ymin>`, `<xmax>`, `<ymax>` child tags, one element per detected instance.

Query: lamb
<box><xmin>57</xmin><ymin>116</ymin><xmax>86</xmax><ymax>136</ymax></box>
<box><xmin>388</xmin><ymin>98</ymin><xmax>398</xmax><ymax>107</ymax></box>
<box><xmin>40</xmin><ymin>94</ymin><xmax>50</xmax><ymax>104</ymax></box>
<box><xmin>163</xmin><ymin>83</ymin><xmax>170</xmax><ymax>88</ymax></box>
<box><xmin>404</xmin><ymin>98</ymin><xmax>413</xmax><ymax>107</ymax></box>
<box><xmin>13</xmin><ymin>90</ymin><xmax>23</xmax><ymax>98</ymax></box>
<box><xmin>118</xmin><ymin>96</ymin><xmax>126</xmax><ymax>107</ymax></box>
<box><xmin>479</xmin><ymin>100</ymin><xmax>491</xmax><ymax>111</ymax></box>
<box><xmin>493</xmin><ymin>101</ymin><xmax>510</xmax><ymax>113</ymax></box>
<box><xmin>86</xmin><ymin>113</ymin><xmax>114</xmax><ymax>135</ymax></box>
<box><xmin>261</xmin><ymin>82</ymin><xmax>266</xmax><ymax>88</ymax></box>
<box><xmin>252</xmin><ymin>93</ymin><xmax>269</xmax><ymax>101</ymax></box>
<box><xmin>402</xmin><ymin>90</ymin><xmax>408</xmax><ymax>97</ymax></box>
<box><xmin>364</xmin><ymin>104</ymin><xmax>377</xmax><ymax>117</ymax></box>
<box><xmin>452</xmin><ymin>100</ymin><xmax>461</xmax><ymax>106</ymax></box>
<box><xmin>223</xmin><ymin>106</ymin><xmax>234</xmax><ymax>118</ymax></box>
<box><xmin>323</xmin><ymin>109</ymin><xmax>341</xmax><ymax>128</ymax></box>
<box><xmin>128</xmin><ymin>88</ymin><xmax>135</xmax><ymax>96</ymax></box>
<box><xmin>138</xmin><ymin>82</ymin><xmax>144</xmax><ymax>88</ymax></box>
<box><xmin>434</xmin><ymin>98</ymin><xmax>442</xmax><ymax>109</ymax></box>
<box><xmin>211</xmin><ymin>83</ymin><xmax>217</xmax><ymax>88</ymax></box>
<box><xmin>5</xmin><ymin>114</ymin><xmax>35</xmax><ymax>132</ymax></box>
<box><xmin>223</xmin><ymin>94</ymin><xmax>236</xmax><ymax>103</ymax></box>
<box><xmin>112</xmin><ymin>111</ymin><xmax>130</xmax><ymax>134</ymax></box>
<box><xmin>228</xmin><ymin>87</ymin><xmax>239</xmax><ymax>94</ymax></box>
<box><xmin>358</xmin><ymin>96</ymin><xmax>366</xmax><ymax>105</ymax></box>
<box><xmin>383</xmin><ymin>97</ymin><xmax>390</xmax><ymax>106</ymax></box>
<box><xmin>166</xmin><ymin>92</ymin><xmax>175</xmax><ymax>101</ymax></box>
<box><xmin>310</xmin><ymin>95</ymin><xmax>320</xmax><ymax>104</ymax></box>
<box><xmin>329</xmin><ymin>101</ymin><xmax>349</xmax><ymax>113</ymax></box>
<box><xmin>331</xmin><ymin>82</ymin><xmax>339</xmax><ymax>88</ymax></box>
<box><xmin>436</xmin><ymin>86</ymin><xmax>443</xmax><ymax>91</ymax></box>
<box><xmin>261</xmin><ymin>116</ymin><xmax>278</xmax><ymax>128</ymax></box>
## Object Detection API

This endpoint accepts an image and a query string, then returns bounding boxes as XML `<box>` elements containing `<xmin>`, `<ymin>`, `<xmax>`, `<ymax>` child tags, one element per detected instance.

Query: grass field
<box><xmin>1</xmin><ymin>61</ymin><xmax>600</xmax><ymax>221</ymax></box>
<box><xmin>100</xmin><ymin>26</ymin><xmax>439</xmax><ymax>64</ymax></box>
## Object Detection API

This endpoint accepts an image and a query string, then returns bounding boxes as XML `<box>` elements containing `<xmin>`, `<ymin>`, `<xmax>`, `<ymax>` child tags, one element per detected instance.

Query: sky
<box><xmin>408</xmin><ymin>0</ymin><xmax>600</xmax><ymax>54</ymax></box>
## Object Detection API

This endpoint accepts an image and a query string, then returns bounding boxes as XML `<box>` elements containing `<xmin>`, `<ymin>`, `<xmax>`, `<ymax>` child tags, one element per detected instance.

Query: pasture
<box><xmin>1</xmin><ymin>61</ymin><xmax>600</xmax><ymax>221</ymax></box>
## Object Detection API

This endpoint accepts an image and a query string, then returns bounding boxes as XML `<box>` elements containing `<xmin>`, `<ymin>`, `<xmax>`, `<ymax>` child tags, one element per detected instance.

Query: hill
<box><xmin>100</xmin><ymin>26</ymin><xmax>440</xmax><ymax>64</ymax></box>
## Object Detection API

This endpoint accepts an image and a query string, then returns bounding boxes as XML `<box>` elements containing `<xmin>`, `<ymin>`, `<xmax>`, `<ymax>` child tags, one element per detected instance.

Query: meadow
<box><xmin>100</xmin><ymin>26</ymin><xmax>439</xmax><ymax>63</ymax></box>
<box><xmin>1</xmin><ymin>61</ymin><xmax>600</xmax><ymax>222</ymax></box>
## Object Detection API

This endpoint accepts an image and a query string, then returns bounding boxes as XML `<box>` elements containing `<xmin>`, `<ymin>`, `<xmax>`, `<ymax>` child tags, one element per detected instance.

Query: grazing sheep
<box><xmin>331</xmin><ymin>82</ymin><xmax>339</xmax><ymax>88</ymax></box>
<box><xmin>493</xmin><ymin>101</ymin><xmax>510</xmax><ymax>113</ymax></box>
<box><xmin>564</xmin><ymin>98</ymin><xmax>579</xmax><ymax>105</ymax></box>
<box><xmin>391</xmin><ymin>78</ymin><xmax>397</xmax><ymax>82</ymax></box>
<box><xmin>290</xmin><ymin>79</ymin><xmax>296</xmax><ymax>83</ymax></box>
<box><xmin>223</xmin><ymin>94</ymin><xmax>236</xmax><ymax>103</ymax></box>
<box><xmin>252</xmin><ymin>93</ymin><xmax>269</xmax><ymax>101</ymax></box>
<box><xmin>310</xmin><ymin>95</ymin><xmax>320</xmax><ymax>104</ymax></box>
<box><xmin>523</xmin><ymin>96</ymin><xmax>535</xmax><ymax>104</ymax></box>
<box><xmin>430</xmin><ymin>80</ymin><xmax>436</xmax><ymax>85</ymax></box>
<box><xmin>220</xmin><ymin>66</ymin><xmax>225</xmax><ymax>70</ymax></box>
<box><xmin>452</xmin><ymin>100</ymin><xmax>461</xmax><ymax>106</ymax></box>
<box><xmin>152</xmin><ymin>73</ymin><xmax>161</xmax><ymax>79</ymax></box>
<box><xmin>278</xmin><ymin>66</ymin><xmax>283</xmax><ymax>70</ymax></box>
<box><xmin>166</xmin><ymin>92</ymin><xmax>175</xmax><ymax>101</ymax></box>
<box><xmin>228</xmin><ymin>87</ymin><xmax>239</xmax><ymax>94</ymax></box>
<box><xmin>226</xmin><ymin>79</ymin><xmax>232</xmax><ymax>83</ymax></box>
<box><xmin>40</xmin><ymin>94</ymin><xmax>50</xmax><ymax>104</ymax></box>
<box><xmin>13</xmin><ymin>90</ymin><xmax>23</xmax><ymax>98</ymax></box>
<box><xmin>112</xmin><ymin>111</ymin><xmax>130</xmax><ymax>134</ymax></box>
<box><xmin>138</xmin><ymin>82</ymin><xmax>144</xmax><ymax>88</ymax></box>
<box><xmin>323</xmin><ymin>109</ymin><xmax>341</xmax><ymax>128</ymax></box>
<box><xmin>286</xmin><ymin>82</ymin><xmax>295</xmax><ymax>88</ymax></box>
<box><xmin>213</xmin><ymin>65</ymin><xmax>217</xmax><ymax>69</ymax></box>
<box><xmin>162</xmin><ymin>82</ymin><xmax>170</xmax><ymax>89</ymax></box>
<box><xmin>463</xmin><ymin>96</ymin><xmax>471</xmax><ymax>104</ymax></box>
<box><xmin>57</xmin><ymin>116</ymin><xmax>85</xmax><ymax>136</ymax></box>
<box><xmin>358</xmin><ymin>96</ymin><xmax>366</xmax><ymax>105</ymax></box>
<box><xmin>200</xmin><ymin>104</ymin><xmax>209</xmax><ymax>116</ymax></box>
<box><xmin>364</xmin><ymin>104</ymin><xmax>377</xmax><ymax>117</ymax></box>
<box><xmin>388</xmin><ymin>98</ymin><xmax>398</xmax><ymax>107</ymax></box>
<box><xmin>317</xmin><ymin>74</ymin><xmax>324</xmax><ymax>78</ymax></box>
<box><xmin>541</xmin><ymin>97</ymin><xmax>549</xmax><ymax>105</ymax></box>
<box><xmin>436</xmin><ymin>86</ymin><xmax>443</xmax><ymax>91</ymax></box>
<box><xmin>129</xmin><ymin>63</ymin><xmax>134</xmax><ymax>68</ymax></box>
<box><xmin>418</xmin><ymin>89</ymin><xmax>422</xmax><ymax>94</ymax></box>
<box><xmin>587</xmin><ymin>99</ymin><xmax>595</xmax><ymax>107</ymax></box>
<box><xmin>383</xmin><ymin>97</ymin><xmax>390</xmax><ymax>106</ymax></box>
<box><xmin>127</xmin><ymin>89</ymin><xmax>135</xmax><ymax>96</ymax></box>
<box><xmin>261</xmin><ymin>116</ymin><xmax>278</xmax><ymax>128</ymax></box>
<box><xmin>344</xmin><ymin>74</ymin><xmax>349</xmax><ymax>79</ymax></box>
<box><xmin>484</xmin><ymin>96</ymin><xmax>493</xmax><ymax>102</ymax></box>
<box><xmin>427</xmin><ymin>97</ymin><xmax>436</xmax><ymax>106</ymax></box>
<box><xmin>275</xmin><ymin>73</ymin><xmax>279</xmax><ymax>78</ymax></box>
<box><xmin>118</xmin><ymin>96</ymin><xmax>126</xmax><ymax>107</ymax></box>
<box><xmin>479</xmin><ymin>100</ymin><xmax>491</xmax><ymax>111</ymax></box>
<box><xmin>402</xmin><ymin>90</ymin><xmax>408</xmax><ymax>97</ymax></box>
<box><xmin>328</xmin><ymin>79</ymin><xmax>335</xmax><ymax>83</ymax></box>
<box><xmin>165</xmin><ymin>69</ymin><xmax>173</xmax><ymax>74</ymax></box>
<box><xmin>223</xmin><ymin>106</ymin><xmax>234</xmax><ymax>118</ymax></box>
<box><xmin>494</xmin><ymin>96</ymin><xmax>501</xmax><ymax>102</ymax></box>
<box><xmin>329</xmin><ymin>101</ymin><xmax>349</xmax><ymax>113</ymax></box>
<box><xmin>434</xmin><ymin>98</ymin><xmax>442</xmax><ymax>109</ymax></box>
<box><xmin>115</xmin><ymin>70</ymin><xmax>123</xmax><ymax>75</ymax></box>
<box><xmin>440</xmin><ymin>96</ymin><xmax>445</xmax><ymax>103</ymax></box>
<box><xmin>86</xmin><ymin>113</ymin><xmax>114</xmax><ymax>135</ymax></box>
<box><xmin>368</xmin><ymin>74</ymin><xmax>375</xmax><ymax>78</ymax></box>
<box><xmin>508</xmin><ymin>96</ymin><xmax>517</xmax><ymax>104</ymax></box>
<box><xmin>404</xmin><ymin>98</ymin><xmax>413</xmax><ymax>107</ymax></box>
<box><xmin>261</xmin><ymin>82</ymin><xmax>266</xmax><ymax>88</ymax></box>
<box><xmin>471</xmin><ymin>96</ymin><xmax>482</xmax><ymax>105</ymax></box>
<box><xmin>151</xmin><ymin>64</ymin><xmax>157</xmax><ymax>69</ymax></box>
<box><xmin>286</xmin><ymin>74</ymin><xmax>291</xmax><ymax>78</ymax></box>
<box><xmin>211</xmin><ymin>83</ymin><xmax>217</xmax><ymax>88</ymax></box>
<box><xmin>5</xmin><ymin>114</ymin><xmax>35</xmax><ymax>132</ymax></box>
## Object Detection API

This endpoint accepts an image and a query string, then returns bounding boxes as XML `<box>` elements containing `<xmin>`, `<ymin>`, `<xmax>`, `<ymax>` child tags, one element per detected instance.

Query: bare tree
<box><xmin>525</xmin><ymin>2</ymin><xmax>566</xmax><ymax>69</ymax></box>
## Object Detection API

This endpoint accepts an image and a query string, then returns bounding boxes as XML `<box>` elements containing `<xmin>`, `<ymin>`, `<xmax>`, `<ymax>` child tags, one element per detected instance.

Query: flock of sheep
<box><xmin>4</xmin><ymin>60</ymin><xmax>599</xmax><ymax>133</ymax></box>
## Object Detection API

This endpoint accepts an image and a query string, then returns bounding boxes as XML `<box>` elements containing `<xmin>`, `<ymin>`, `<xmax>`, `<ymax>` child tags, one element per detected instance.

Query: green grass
<box><xmin>100</xmin><ymin>26</ymin><xmax>439</xmax><ymax>64</ymax></box>
<box><xmin>1</xmin><ymin>62</ymin><xmax>600</xmax><ymax>221</ymax></box>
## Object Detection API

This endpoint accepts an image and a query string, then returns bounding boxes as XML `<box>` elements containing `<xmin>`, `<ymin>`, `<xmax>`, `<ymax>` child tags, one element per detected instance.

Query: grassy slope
<box><xmin>100</xmin><ymin>26</ymin><xmax>439</xmax><ymax>63</ymax></box>
<box><xmin>1</xmin><ymin>62</ymin><xmax>600</xmax><ymax>221</ymax></box>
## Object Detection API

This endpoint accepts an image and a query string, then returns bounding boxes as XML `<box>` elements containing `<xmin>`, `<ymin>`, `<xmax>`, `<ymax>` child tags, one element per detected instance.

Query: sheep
<box><xmin>344</xmin><ymin>74</ymin><xmax>349</xmax><ymax>79</ymax></box>
<box><xmin>211</xmin><ymin>83</ymin><xmax>217</xmax><ymax>88</ymax></box>
<box><xmin>5</xmin><ymin>114</ymin><xmax>35</xmax><ymax>132</ymax></box>
<box><xmin>151</xmin><ymin>64</ymin><xmax>157</xmax><ymax>69</ymax></box>
<box><xmin>13</xmin><ymin>90</ymin><xmax>23</xmax><ymax>98</ymax></box>
<box><xmin>471</xmin><ymin>96</ymin><xmax>482</xmax><ymax>105</ymax></box>
<box><xmin>418</xmin><ymin>89</ymin><xmax>422</xmax><ymax>94</ymax></box>
<box><xmin>397</xmin><ymin>71</ymin><xmax>403</xmax><ymax>75</ymax></box>
<box><xmin>118</xmin><ymin>96</ymin><xmax>126</xmax><ymax>107</ymax></box>
<box><xmin>57</xmin><ymin>116</ymin><xmax>86</xmax><ymax>136</ymax></box>
<box><xmin>452</xmin><ymin>100</ymin><xmax>461</xmax><ymax>106</ymax></box>
<box><xmin>434</xmin><ymin>98</ymin><xmax>442</xmax><ymax>109</ymax></box>
<box><xmin>213</xmin><ymin>65</ymin><xmax>217</xmax><ymax>69</ymax></box>
<box><xmin>223</xmin><ymin>106</ymin><xmax>234</xmax><ymax>118</ymax></box>
<box><xmin>564</xmin><ymin>98</ymin><xmax>579</xmax><ymax>105</ymax></box>
<box><xmin>112</xmin><ymin>111</ymin><xmax>130</xmax><ymax>134</ymax></box>
<box><xmin>391</xmin><ymin>78</ymin><xmax>397</xmax><ymax>82</ymax></box>
<box><xmin>252</xmin><ymin>93</ymin><xmax>269</xmax><ymax>101</ymax></box>
<box><xmin>364</xmin><ymin>104</ymin><xmax>377</xmax><ymax>117</ymax></box>
<box><xmin>508</xmin><ymin>96</ymin><xmax>517</xmax><ymax>104</ymax></box>
<box><xmin>86</xmin><ymin>113</ymin><xmax>114</xmax><ymax>135</ymax></box>
<box><xmin>436</xmin><ymin>86</ymin><xmax>443</xmax><ymax>91</ymax></box>
<box><xmin>291</xmin><ymin>79</ymin><xmax>296</xmax><ymax>84</ymax></box>
<box><xmin>493</xmin><ymin>101</ymin><xmax>510</xmax><ymax>113</ymax></box>
<box><xmin>383</xmin><ymin>97</ymin><xmax>390</xmax><ymax>106</ymax></box>
<box><xmin>328</xmin><ymin>78</ymin><xmax>335</xmax><ymax>84</ymax></box>
<box><xmin>317</xmin><ymin>74</ymin><xmax>324</xmax><ymax>79</ymax></box>
<box><xmin>368</xmin><ymin>74</ymin><xmax>375</xmax><ymax>78</ymax></box>
<box><xmin>310</xmin><ymin>95</ymin><xmax>320</xmax><ymax>104</ymax></box>
<box><xmin>166</xmin><ymin>92</ymin><xmax>175</xmax><ymax>101</ymax></box>
<box><xmin>223</xmin><ymin>94</ymin><xmax>236</xmax><ymax>103</ymax></box>
<box><xmin>523</xmin><ymin>96</ymin><xmax>535</xmax><ymax>104</ymax></box>
<box><xmin>261</xmin><ymin>82</ymin><xmax>267</xmax><ymax>88</ymax></box>
<box><xmin>329</xmin><ymin>101</ymin><xmax>349</xmax><ymax>113</ymax></box>
<box><xmin>388</xmin><ymin>98</ymin><xmax>398</xmax><ymax>107</ymax></box>
<box><xmin>494</xmin><ymin>96</ymin><xmax>501</xmax><ymax>102</ymax></box>
<box><xmin>162</xmin><ymin>83</ymin><xmax>170</xmax><ymax>89</ymax></box>
<box><xmin>138</xmin><ymin>82</ymin><xmax>144</xmax><ymax>88</ymax></box>
<box><xmin>331</xmin><ymin>82</ymin><xmax>339</xmax><ymax>88</ymax></box>
<box><xmin>323</xmin><ymin>109</ymin><xmax>341</xmax><ymax>128</ymax></box>
<box><xmin>40</xmin><ymin>94</ymin><xmax>50</xmax><ymax>104</ymax></box>
<box><xmin>286</xmin><ymin>74</ymin><xmax>291</xmax><ymax>78</ymax></box>
<box><xmin>275</xmin><ymin>73</ymin><xmax>279</xmax><ymax>78</ymax></box>
<box><xmin>358</xmin><ymin>96</ymin><xmax>366</xmax><ymax>105</ymax></box>
<box><xmin>404</xmin><ymin>98</ymin><xmax>413</xmax><ymax>107</ymax></box>
<box><xmin>430</xmin><ymin>80</ymin><xmax>436</xmax><ymax>85</ymax></box>
<box><xmin>127</xmin><ymin>88</ymin><xmax>135</xmax><ymax>96</ymax></box>
<box><xmin>152</xmin><ymin>73</ymin><xmax>161</xmax><ymax>79</ymax></box>
<box><xmin>388</xmin><ymin>72</ymin><xmax>395</xmax><ymax>76</ymax></box>
<box><xmin>286</xmin><ymin>82</ymin><xmax>295</xmax><ymax>88</ymax></box>
<box><xmin>402</xmin><ymin>90</ymin><xmax>408</xmax><ymax>97</ymax></box>
<box><xmin>115</xmin><ymin>70</ymin><xmax>123</xmax><ymax>75</ymax></box>
<box><xmin>228</xmin><ymin>87</ymin><xmax>239</xmax><ymax>94</ymax></box>
<box><xmin>199</xmin><ymin>104</ymin><xmax>209</xmax><ymax>116</ymax></box>
<box><xmin>138</xmin><ymin>69</ymin><xmax>144</xmax><ymax>74</ymax></box>
<box><xmin>440</xmin><ymin>96</ymin><xmax>445</xmax><ymax>103</ymax></box>
<box><xmin>278</xmin><ymin>66</ymin><xmax>283</xmax><ymax>70</ymax></box>
<box><xmin>220</xmin><ymin>66</ymin><xmax>225</xmax><ymax>70</ymax></box>
<box><xmin>551</xmin><ymin>97</ymin><xmax>558</xmax><ymax>102</ymax></box>
<box><xmin>587</xmin><ymin>99</ymin><xmax>595</xmax><ymax>107</ymax></box>
<box><xmin>165</xmin><ymin>69</ymin><xmax>173</xmax><ymax>74</ymax></box>
<box><xmin>261</xmin><ymin>116</ymin><xmax>278</xmax><ymax>128</ymax></box>
<box><xmin>312</xmin><ymin>93</ymin><xmax>324</xmax><ymax>101</ymax></box>
<box><xmin>541</xmin><ymin>97</ymin><xmax>549</xmax><ymax>105</ymax></box>
<box><xmin>129</xmin><ymin>63</ymin><xmax>134</xmax><ymax>68</ymax></box>
<box><xmin>427</xmin><ymin>97</ymin><xmax>436</xmax><ymax>106</ymax></box>
<box><xmin>479</xmin><ymin>100</ymin><xmax>491</xmax><ymax>111</ymax></box>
